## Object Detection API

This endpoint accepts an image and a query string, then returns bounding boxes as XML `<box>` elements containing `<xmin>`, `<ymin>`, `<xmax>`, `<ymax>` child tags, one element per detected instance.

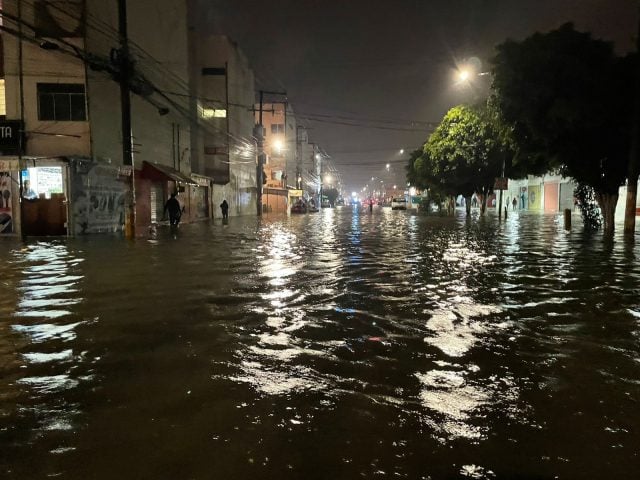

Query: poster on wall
<box><xmin>70</xmin><ymin>162</ymin><xmax>126</xmax><ymax>234</ymax></box>
<box><xmin>0</xmin><ymin>172</ymin><xmax>14</xmax><ymax>234</ymax></box>
<box><xmin>528</xmin><ymin>185</ymin><xmax>541</xmax><ymax>211</ymax></box>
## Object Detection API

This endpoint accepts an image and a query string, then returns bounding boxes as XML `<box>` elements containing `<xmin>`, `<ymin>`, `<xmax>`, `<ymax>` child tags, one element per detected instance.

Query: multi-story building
<box><xmin>85</xmin><ymin>0</ymin><xmax>195</xmax><ymax>234</ymax></box>
<box><xmin>255</xmin><ymin>101</ymin><xmax>296</xmax><ymax>213</ymax></box>
<box><xmin>188</xmin><ymin>34</ymin><xmax>256</xmax><ymax>218</ymax></box>
<box><xmin>0</xmin><ymin>0</ymin><xmax>258</xmax><ymax>237</ymax></box>
<box><xmin>1</xmin><ymin>0</ymin><xmax>92</xmax><ymax>236</ymax></box>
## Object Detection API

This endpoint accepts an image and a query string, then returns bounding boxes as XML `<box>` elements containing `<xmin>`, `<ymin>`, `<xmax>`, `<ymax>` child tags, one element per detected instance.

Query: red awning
<box><xmin>141</xmin><ymin>161</ymin><xmax>197</xmax><ymax>185</ymax></box>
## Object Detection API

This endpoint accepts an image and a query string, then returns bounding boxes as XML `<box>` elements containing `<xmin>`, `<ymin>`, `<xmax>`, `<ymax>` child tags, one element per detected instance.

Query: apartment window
<box><xmin>201</xmin><ymin>108</ymin><xmax>227</xmax><ymax>119</ymax></box>
<box><xmin>0</xmin><ymin>80</ymin><xmax>6</xmax><ymax>116</ymax></box>
<box><xmin>271</xmin><ymin>123</ymin><xmax>284</xmax><ymax>134</ymax></box>
<box><xmin>37</xmin><ymin>83</ymin><xmax>86</xmax><ymax>121</ymax></box>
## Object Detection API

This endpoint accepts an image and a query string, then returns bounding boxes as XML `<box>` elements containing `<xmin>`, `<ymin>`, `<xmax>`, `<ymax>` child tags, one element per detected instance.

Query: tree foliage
<box><xmin>491</xmin><ymin>23</ymin><xmax>634</xmax><ymax>231</ymax></box>
<box><xmin>323</xmin><ymin>187</ymin><xmax>339</xmax><ymax>206</ymax></box>
<box><xmin>421</xmin><ymin>104</ymin><xmax>512</xmax><ymax>205</ymax></box>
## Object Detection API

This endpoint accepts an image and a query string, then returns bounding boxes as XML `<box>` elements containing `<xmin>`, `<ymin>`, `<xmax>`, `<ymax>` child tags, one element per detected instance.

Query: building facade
<box><xmin>188</xmin><ymin>34</ymin><xmax>257</xmax><ymax>219</ymax></box>
<box><xmin>0</xmin><ymin>0</ymin><xmax>259</xmax><ymax>237</ymax></box>
<box><xmin>255</xmin><ymin>101</ymin><xmax>297</xmax><ymax>214</ymax></box>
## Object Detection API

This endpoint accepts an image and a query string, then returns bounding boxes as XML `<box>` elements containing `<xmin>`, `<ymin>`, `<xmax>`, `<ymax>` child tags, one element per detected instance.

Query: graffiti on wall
<box><xmin>528</xmin><ymin>185</ymin><xmax>541</xmax><ymax>211</ymax></box>
<box><xmin>0</xmin><ymin>172</ymin><xmax>14</xmax><ymax>234</ymax></box>
<box><xmin>71</xmin><ymin>161</ymin><xmax>126</xmax><ymax>234</ymax></box>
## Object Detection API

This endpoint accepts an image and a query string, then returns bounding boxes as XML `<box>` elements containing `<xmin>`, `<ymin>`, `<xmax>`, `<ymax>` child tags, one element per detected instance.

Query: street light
<box><xmin>273</xmin><ymin>138</ymin><xmax>284</xmax><ymax>154</ymax></box>
<box><xmin>457</xmin><ymin>69</ymin><xmax>471</xmax><ymax>82</ymax></box>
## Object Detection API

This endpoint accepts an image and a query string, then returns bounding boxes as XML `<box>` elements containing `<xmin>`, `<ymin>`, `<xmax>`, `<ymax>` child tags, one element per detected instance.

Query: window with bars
<box><xmin>37</xmin><ymin>83</ymin><xmax>87</xmax><ymax>121</ymax></box>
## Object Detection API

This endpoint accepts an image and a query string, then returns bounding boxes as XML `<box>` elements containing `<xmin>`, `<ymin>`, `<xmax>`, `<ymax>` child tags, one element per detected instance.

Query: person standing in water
<box><xmin>220</xmin><ymin>199</ymin><xmax>229</xmax><ymax>219</ymax></box>
<box><xmin>164</xmin><ymin>192</ymin><xmax>182</xmax><ymax>226</ymax></box>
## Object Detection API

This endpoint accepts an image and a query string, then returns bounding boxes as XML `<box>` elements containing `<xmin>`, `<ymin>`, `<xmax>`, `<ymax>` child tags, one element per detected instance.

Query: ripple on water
<box><xmin>1</xmin><ymin>211</ymin><xmax>639</xmax><ymax>478</ymax></box>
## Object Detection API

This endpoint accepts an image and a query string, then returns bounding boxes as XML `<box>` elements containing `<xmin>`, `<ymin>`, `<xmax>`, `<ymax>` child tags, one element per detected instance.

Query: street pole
<box><xmin>118</xmin><ymin>0</ymin><xmax>135</xmax><ymax>238</ymax></box>
<box><xmin>498</xmin><ymin>157</ymin><xmax>505</xmax><ymax>220</ymax></box>
<box><xmin>17</xmin><ymin>0</ymin><xmax>25</xmax><ymax>240</ymax></box>
<box><xmin>256</xmin><ymin>90</ymin><xmax>265</xmax><ymax>216</ymax></box>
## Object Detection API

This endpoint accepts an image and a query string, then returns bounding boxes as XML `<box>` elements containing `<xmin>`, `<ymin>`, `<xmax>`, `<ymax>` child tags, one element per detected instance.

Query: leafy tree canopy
<box><xmin>491</xmin><ymin>23</ymin><xmax>633</xmax><ymax>195</ymax></box>
<box><xmin>422</xmin><ymin>104</ymin><xmax>510</xmax><ymax>197</ymax></box>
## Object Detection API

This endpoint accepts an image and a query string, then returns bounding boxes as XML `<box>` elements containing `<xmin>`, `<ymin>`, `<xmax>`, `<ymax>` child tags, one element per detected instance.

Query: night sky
<box><xmin>195</xmin><ymin>0</ymin><xmax>636</xmax><ymax>192</ymax></box>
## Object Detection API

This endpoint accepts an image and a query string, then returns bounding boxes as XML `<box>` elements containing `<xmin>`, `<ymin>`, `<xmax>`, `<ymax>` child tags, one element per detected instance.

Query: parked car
<box><xmin>291</xmin><ymin>200</ymin><xmax>307</xmax><ymax>214</ymax></box>
<box><xmin>391</xmin><ymin>197</ymin><xmax>407</xmax><ymax>210</ymax></box>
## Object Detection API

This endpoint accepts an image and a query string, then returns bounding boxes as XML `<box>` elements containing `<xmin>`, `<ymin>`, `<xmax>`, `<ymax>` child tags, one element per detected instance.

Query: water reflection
<box><xmin>4</xmin><ymin>242</ymin><xmax>86</xmax><ymax>449</ymax></box>
<box><xmin>0</xmin><ymin>210</ymin><xmax>639</xmax><ymax>479</ymax></box>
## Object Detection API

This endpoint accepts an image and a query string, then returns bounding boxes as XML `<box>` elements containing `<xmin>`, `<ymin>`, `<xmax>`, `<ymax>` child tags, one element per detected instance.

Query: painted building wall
<box><xmin>257</xmin><ymin>102</ymin><xmax>297</xmax><ymax>189</ymax></box>
<box><xmin>543</xmin><ymin>182</ymin><xmax>559</xmax><ymax>212</ymax></box>
<box><xmin>500</xmin><ymin>175</ymin><xmax>575</xmax><ymax>213</ymax></box>
<box><xmin>2</xmin><ymin>0</ymin><xmax>91</xmax><ymax>157</ymax></box>
<box><xmin>69</xmin><ymin>159</ymin><xmax>127</xmax><ymax>234</ymax></box>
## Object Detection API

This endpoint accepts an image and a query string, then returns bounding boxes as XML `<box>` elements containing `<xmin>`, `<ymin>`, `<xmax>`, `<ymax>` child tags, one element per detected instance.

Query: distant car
<box><xmin>391</xmin><ymin>197</ymin><xmax>407</xmax><ymax>210</ymax></box>
<box><xmin>291</xmin><ymin>201</ymin><xmax>307</xmax><ymax>214</ymax></box>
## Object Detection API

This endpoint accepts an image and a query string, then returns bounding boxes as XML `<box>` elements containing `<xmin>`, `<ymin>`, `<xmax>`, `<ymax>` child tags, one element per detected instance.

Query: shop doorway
<box><xmin>21</xmin><ymin>165</ymin><xmax>69</xmax><ymax>236</ymax></box>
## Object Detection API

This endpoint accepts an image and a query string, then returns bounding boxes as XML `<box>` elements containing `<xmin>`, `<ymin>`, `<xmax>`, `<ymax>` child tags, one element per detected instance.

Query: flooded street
<box><xmin>1</xmin><ymin>208</ymin><xmax>639</xmax><ymax>479</ymax></box>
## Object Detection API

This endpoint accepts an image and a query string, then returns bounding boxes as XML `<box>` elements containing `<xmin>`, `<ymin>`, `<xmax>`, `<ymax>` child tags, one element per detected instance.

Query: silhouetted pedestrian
<box><xmin>220</xmin><ymin>199</ymin><xmax>229</xmax><ymax>219</ymax></box>
<box><xmin>164</xmin><ymin>192</ymin><xmax>182</xmax><ymax>226</ymax></box>
<box><xmin>512</xmin><ymin>197</ymin><xmax>517</xmax><ymax>210</ymax></box>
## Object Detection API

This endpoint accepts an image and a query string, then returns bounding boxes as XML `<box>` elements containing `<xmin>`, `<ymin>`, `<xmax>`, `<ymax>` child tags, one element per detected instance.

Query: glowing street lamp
<box><xmin>457</xmin><ymin>68</ymin><xmax>471</xmax><ymax>82</ymax></box>
<box><xmin>273</xmin><ymin>138</ymin><xmax>284</xmax><ymax>154</ymax></box>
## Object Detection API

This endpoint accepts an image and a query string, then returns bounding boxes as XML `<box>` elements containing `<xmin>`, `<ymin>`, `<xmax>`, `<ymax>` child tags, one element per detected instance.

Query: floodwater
<box><xmin>1</xmin><ymin>207</ymin><xmax>639</xmax><ymax>479</ymax></box>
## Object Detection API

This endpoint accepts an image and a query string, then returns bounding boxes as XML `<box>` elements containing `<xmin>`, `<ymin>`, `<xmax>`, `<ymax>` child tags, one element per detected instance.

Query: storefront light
<box><xmin>201</xmin><ymin>108</ymin><xmax>227</xmax><ymax>118</ymax></box>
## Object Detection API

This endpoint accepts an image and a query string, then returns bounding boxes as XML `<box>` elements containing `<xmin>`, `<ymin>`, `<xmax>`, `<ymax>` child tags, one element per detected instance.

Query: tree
<box><xmin>491</xmin><ymin>23</ymin><xmax>633</xmax><ymax>234</ymax></box>
<box><xmin>323</xmin><ymin>187</ymin><xmax>340</xmax><ymax>206</ymax></box>
<box><xmin>406</xmin><ymin>148</ymin><xmax>425</xmax><ymax>189</ymax></box>
<box><xmin>422</xmin><ymin>104</ymin><xmax>511</xmax><ymax>215</ymax></box>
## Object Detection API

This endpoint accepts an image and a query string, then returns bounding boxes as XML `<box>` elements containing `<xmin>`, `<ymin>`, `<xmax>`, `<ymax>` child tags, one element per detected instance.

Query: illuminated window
<box><xmin>0</xmin><ymin>79</ymin><xmax>5</xmax><ymax>116</ymax></box>
<box><xmin>201</xmin><ymin>108</ymin><xmax>227</xmax><ymax>118</ymax></box>
<box><xmin>37</xmin><ymin>83</ymin><xmax>86</xmax><ymax>121</ymax></box>
<box><xmin>271</xmin><ymin>124</ymin><xmax>284</xmax><ymax>134</ymax></box>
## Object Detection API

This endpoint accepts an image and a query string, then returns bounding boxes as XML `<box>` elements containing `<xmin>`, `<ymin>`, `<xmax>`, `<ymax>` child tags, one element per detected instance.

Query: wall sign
<box><xmin>0</xmin><ymin>121</ymin><xmax>24</xmax><ymax>155</ymax></box>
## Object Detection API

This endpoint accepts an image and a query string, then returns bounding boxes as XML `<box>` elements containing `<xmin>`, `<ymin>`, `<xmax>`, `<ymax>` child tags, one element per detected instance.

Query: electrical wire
<box><xmin>4</xmin><ymin>3</ymin><xmax>427</xmax><ymax>187</ymax></box>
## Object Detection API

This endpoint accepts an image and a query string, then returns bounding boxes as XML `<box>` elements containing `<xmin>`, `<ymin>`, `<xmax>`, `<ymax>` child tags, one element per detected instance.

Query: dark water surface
<box><xmin>1</xmin><ymin>208</ymin><xmax>639</xmax><ymax>479</ymax></box>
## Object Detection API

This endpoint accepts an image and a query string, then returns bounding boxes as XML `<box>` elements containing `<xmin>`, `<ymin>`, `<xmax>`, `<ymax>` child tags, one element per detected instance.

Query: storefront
<box><xmin>263</xmin><ymin>187</ymin><xmax>288</xmax><ymax>214</ymax></box>
<box><xmin>139</xmin><ymin>161</ymin><xmax>198</xmax><ymax>229</ymax></box>
<box><xmin>190</xmin><ymin>174</ymin><xmax>211</xmax><ymax>221</ymax></box>
<box><xmin>20</xmin><ymin>159</ymin><xmax>70</xmax><ymax>235</ymax></box>
<box><xmin>68</xmin><ymin>158</ymin><xmax>129</xmax><ymax>234</ymax></box>
<box><xmin>0</xmin><ymin>158</ymin><xmax>19</xmax><ymax>236</ymax></box>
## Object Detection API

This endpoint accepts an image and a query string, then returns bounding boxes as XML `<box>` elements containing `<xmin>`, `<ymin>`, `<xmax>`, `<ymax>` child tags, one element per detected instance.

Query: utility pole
<box><xmin>296</xmin><ymin>125</ymin><xmax>311</xmax><ymax>190</ymax></box>
<box><xmin>118</xmin><ymin>0</ymin><xmax>135</xmax><ymax>238</ymax></box>
<box><xmin>254</xmin><ymin>89</ymin><xmax>286</xmax><ymax>216</ymax></box>
<box><xmin>17</xmin><ymin>0</ymin><xmax>25</xmax><ymax>239</ymax></box>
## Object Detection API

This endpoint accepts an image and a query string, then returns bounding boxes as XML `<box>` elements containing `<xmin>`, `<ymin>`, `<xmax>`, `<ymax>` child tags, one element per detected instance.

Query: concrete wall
<box><xmin>2</xmin><ymin>0</ymin><xmax>90</xmax><ymax>157</ymax></box>
<box><xmin>85</xmin><ymin>0</ymin><xmax>191</xmax><ymax>172</ymax></box>
<box><xmin>189</xmin><ymin>34</ymin><xmax>257</xmax><ymax>217</ymax></box>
